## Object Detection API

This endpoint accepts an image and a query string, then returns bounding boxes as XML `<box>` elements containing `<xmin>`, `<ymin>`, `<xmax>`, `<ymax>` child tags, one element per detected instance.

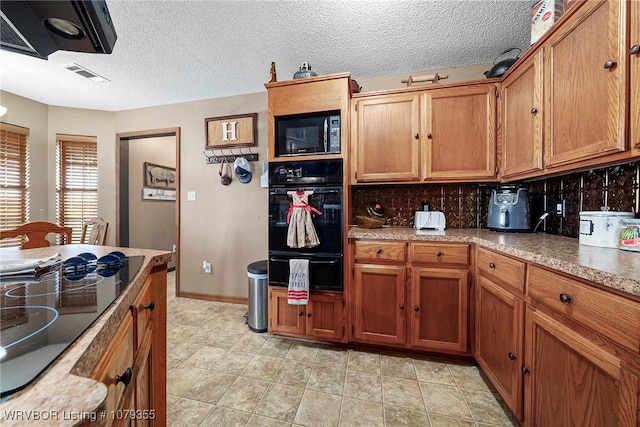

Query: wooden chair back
<box><xmin>80</xmin><ymin>217</ymin><xmax>109</xmax><ymax>245</ymax></box>
<box><xmin>0</xmin><ymin>221</ymin><xmax>73</xmax><ymax>249</ymax></box>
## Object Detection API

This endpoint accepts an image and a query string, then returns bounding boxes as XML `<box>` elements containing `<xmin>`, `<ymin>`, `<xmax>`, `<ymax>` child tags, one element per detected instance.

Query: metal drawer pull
<box><xmin>414</xmin><ymin>133</ymin><xmax>420</xmax><ymax>139</ymax></box>
<box><xmin>399</xmin><ymin>304</ymin><xmax>404</xmax><ymax>310</ymax></box>
<box><xmin>603</xmin><ymin>60</ymin><xmax>616</xmax><ymax>69</ymax></box>
<box><xmin>559</xmin><ymin>293</ymin><xmax>572</xmax><ymax>303</ymax></box>
<box><xmin>521</xmin><ymin>367</ymin><xmax>529</xmax><ymax>375</ymax></box>
<box><xmin>298</xmin><ymin>312</ymin><xmax>304</xmax><ymax>317</ymax></box>
<box><xmin>375</xmin><ymin>248</ymin><xmax>383</xmax><ymax>254</ymax></box>
<box><xmin>530</xmin><ymin>107</ymin><xmax>538</xmax><ymax>114</ymax></box>
<box><xmin>508</xmin><ymin>352</ymin><xmax>517</xmax><ymax>361</ymax></box>
<box><xmin>145</xmin><ymin>301</ymin><xmax>155</xmax><ymax>311</ymax></box>
<box><xmin>116</xmin><ymin>367</ymin><xmax>133</xmax><ymax>387</ymax></box>
<box><xmin>631</xmin><ymin>45</ymin><xmax>640</xmax><ymax>55</ymax></box>
<box><xmin>414</xmin><ymin>306</ymin><xmax>420</xmax><ymax>312</ymax></box>
<box><xmin>489</xmin><ymin>262</ymin><xmax>496</xmax><ymax>269</ymax></box>
<box><xmin>435</xmin><ymin>251</ymin><xmax>442</xmax><ymax>257</ymax></box>
<box><xmin>307</xmin><ymin>313</ymin><xmax>312</xmax><ymax>318</ymax></box>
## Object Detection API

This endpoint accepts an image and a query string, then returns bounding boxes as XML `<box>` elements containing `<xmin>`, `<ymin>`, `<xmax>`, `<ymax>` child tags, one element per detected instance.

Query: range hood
<box><xmin>0</xmin><ymin>0</ymin><xmax>117</xmax><ymax>59</ymax></box>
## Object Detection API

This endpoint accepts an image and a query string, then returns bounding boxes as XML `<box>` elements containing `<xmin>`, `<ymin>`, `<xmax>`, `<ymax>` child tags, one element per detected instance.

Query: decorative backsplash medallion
<box><xmin>352</xmin><ymin>160</ymin><xmax>640</xmax><ymax>239</ymax></box>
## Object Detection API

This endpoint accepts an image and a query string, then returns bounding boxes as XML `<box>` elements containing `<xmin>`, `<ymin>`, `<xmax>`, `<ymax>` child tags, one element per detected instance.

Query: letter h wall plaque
<box><xmin>205</xmin><ymin>113</ymin><xmax>257</xmax><ymax>149</ymax></box>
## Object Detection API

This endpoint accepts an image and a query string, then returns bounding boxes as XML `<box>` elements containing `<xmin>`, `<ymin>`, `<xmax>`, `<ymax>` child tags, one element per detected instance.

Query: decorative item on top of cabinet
<box><xmin>500</xmin><ymin>50</ymin><xmax>544</xmax><ymax>180</ymax></box>
<box><xmin>543</xmin><ymin>0</ymin><xmax>627</xmax><ymax>169</ymax></box>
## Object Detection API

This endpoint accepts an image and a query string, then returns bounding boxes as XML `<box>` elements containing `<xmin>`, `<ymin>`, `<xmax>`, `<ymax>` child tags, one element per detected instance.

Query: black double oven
<box><xmin>268</xmin><ymin>159</ymin><xmax>343</xmax><ymax>291</ymax></box>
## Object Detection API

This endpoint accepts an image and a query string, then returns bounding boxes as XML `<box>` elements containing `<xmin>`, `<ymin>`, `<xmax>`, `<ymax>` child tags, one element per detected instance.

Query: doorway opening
<box><xmin>116</xmin><ymin>127</ymin><xmax>181</xmax><ymax>292</ymax></box>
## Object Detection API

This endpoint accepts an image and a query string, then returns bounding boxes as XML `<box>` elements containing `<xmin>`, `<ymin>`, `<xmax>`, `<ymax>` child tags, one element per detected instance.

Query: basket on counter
<box><xmin>355</xmin><ymin>215</ymin><xmax>384</xmax><ymax>229</ymax></box>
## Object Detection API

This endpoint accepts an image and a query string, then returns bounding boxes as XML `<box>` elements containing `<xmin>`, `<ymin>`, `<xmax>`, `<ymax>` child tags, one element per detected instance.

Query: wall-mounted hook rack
<box><xmin>203</xmin><ymin>148</ymin><xmax>259</xmax><ymax>164</ymax></box>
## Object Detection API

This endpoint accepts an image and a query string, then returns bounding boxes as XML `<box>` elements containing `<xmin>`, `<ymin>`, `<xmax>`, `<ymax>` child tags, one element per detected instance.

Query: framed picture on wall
<box><xmin>144</xmin><ymin>162</ymin><xmax>176</xmax><ymax>190</ymax></box>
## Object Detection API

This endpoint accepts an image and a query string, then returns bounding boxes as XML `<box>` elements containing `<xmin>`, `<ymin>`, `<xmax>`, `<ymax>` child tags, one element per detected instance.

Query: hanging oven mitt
<box><xmin>219</xmin><ymin>157</ymin><xmax>232</xmax><ymax>186</ymax></box>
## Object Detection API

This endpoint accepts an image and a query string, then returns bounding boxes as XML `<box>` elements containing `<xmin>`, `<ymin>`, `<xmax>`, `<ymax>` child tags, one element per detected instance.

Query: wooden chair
<box><xmin>0</xmin><ymin>221</ymin><xmax>73</xmax><ymax>249</ymax></box>
<box><xmin>80</xmin><ymin>217</ymin><xmax>109</xmax><ymax>245</ymax></box>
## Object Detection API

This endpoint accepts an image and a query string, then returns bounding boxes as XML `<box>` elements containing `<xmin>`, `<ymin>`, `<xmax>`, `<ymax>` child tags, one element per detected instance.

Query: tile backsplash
<box><xmin>352</xmin><ymin>160</ymin><xmax>640</xmax><ymax>239</ymax></box>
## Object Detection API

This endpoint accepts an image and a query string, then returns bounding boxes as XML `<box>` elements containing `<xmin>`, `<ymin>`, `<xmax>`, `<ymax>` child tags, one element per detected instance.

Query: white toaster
<box><xmin>414</xmin><ymin>211</ymin><xmax>446</xmax><ymax>230</ymax></box>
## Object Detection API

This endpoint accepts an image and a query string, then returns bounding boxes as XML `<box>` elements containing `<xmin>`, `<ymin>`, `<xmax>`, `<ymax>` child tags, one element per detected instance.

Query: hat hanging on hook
<box><xmin>234</xmin><ymin>156</ymin><xmax>252</xmax><ymax>184</ymax></box>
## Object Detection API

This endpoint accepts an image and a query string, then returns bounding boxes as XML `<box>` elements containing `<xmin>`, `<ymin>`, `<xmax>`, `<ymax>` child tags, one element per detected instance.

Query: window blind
<box><xmin>0</xmin><ymin>123</ymin><xmax>30</xmax><ymax>248</ymax></box>
<box><xmin>56</xmin><ymin>135</ymin><xmax>98</xmax><ymax>244</ymax></box>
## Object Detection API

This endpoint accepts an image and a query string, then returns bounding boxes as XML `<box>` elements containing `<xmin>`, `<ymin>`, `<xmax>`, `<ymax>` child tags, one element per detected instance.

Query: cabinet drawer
<box><xmin>132</xmin><ymin>276</ymin><xmax>155</xmax><ymax>348</ymax></box>
<box><xmin>410</xmin><ymin>243</ymin><xmax>469</xmax><ymax>266</ymax></box>
<box><xmin>93</xmin><ymin>314</ymin><xmax>135</xmax><ymax>425</ymax></box>
<box><xmin>477</xmin><ymin>247</ymin><xmax>525</xmax><ymax>293</ymax></box>
<box><xmin>528</xmin><ymin>266</ymin><xmax>640</xmax><ymax>353</ymax></box>
<box><xmin>354</xmin><ymin>241</ymin><xmax>406</xmax><ymax>262</ymax></box>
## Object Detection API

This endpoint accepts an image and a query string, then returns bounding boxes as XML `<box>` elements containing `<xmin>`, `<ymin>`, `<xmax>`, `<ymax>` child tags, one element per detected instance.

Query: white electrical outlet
<box><xmin>187</xmin><ymin>191</ymin><xmax>196</xmax><ymax>201</ymax></box>
<box><xmin>202</xmin><ymin>260</ymin><xmax>211</xmax><ymax>273</ymax></box>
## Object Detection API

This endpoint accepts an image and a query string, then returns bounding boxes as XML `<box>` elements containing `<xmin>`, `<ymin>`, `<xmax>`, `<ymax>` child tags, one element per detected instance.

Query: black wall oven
<box><xmin>268</xmin><ymin>159</ymin><xmax>343</xmax><ymax>291</ymax></box>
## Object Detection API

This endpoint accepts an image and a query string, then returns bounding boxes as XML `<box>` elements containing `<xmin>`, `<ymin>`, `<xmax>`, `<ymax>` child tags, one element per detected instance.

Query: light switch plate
<box><xmin>187</xmin><ymin>191</ymin><xmax>196</xmax><ymax>201</ymax></box>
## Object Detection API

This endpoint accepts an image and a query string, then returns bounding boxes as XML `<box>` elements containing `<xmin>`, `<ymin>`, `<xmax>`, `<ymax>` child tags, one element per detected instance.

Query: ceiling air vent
<box><xmin>63</xmin><ymin>63</ymin><xmax>109</xmax><ymax>82</ymax></box>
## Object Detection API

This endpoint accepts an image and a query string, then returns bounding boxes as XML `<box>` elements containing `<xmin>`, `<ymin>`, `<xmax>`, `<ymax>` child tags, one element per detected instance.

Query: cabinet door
<box><xmin>306</xmin><ymin>292</ymin><xmax>344</xmax><ymax>341</ymax></box>
<box><xmin>268</xmin><ymin>287</ymin><xmax>305</xmax><ymax>336</ymax></box>
<box><xmin>409</xmin><ymin>268</ymin><xmax>468</xmax><ymax>353</ymax></box>
<box><xmin>134</xmin><ymin>329</ymin><xmax>153</xmax><ymax>427</ymax></box>
<box><xmin>524</xmin><ymin>307</ymin><xmax>640</xmax><ymax>427</ymax></box>
<box><xmin>353</xmin><ymin>264</ymin><xmax>406</xmax><ymax>345</ymax></box>
<box><xmin>544</xmin><ymin>0</ymin><xmax>627</xmax><ymax>168</ymax></box>
<box><xmin>354</xmin><ymin>93</ymin><xmax>421</xmax><ymax>182</ymax></box>
<box><xmin>631</xmin><ymin>0</ymin><xmax>640</xmax><ymax>154</ymax></box>
<box><xmin>475</xmin><ymin>276</ymin><xmax>525</xmax><ymax>421</ymax></box>
<box><xmin>424</xmin><ymin>84</ymin><xmax>496</xmax><ymax>180</ymax></box>
<box><xmin>501</xmin><ymin>51</ymin><xmax>543</xmax><ymax>179</ymax></box>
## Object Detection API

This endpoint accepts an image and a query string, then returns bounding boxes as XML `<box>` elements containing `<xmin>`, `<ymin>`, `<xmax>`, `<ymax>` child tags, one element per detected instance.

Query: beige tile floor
<box><xmin>166</xmin><ymin>272</ymin><xmax>518</xmax><ymax>427</ymax></box>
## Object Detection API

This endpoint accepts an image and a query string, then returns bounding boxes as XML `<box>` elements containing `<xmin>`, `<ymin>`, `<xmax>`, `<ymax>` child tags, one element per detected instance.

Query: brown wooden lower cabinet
<box><xmin>268</xmin><ymin>287</ymin><xmax>345</xmax><ymax>342</ymax></box>
<box><xmin>410</xmin><ymin>267</ymin><xmax>469</xmax><ymax>352</ymax></box>
<box><xmin>475</xmin><ymin>275</ymin><xmax>525</xmax><ymax>421</ymax></box>
<box><xmin>524</xmin><ymin>307</ymin><xmax>640</xmax><ymax>427</ymax></box>
<box><xmin>91</xmin><ymin>265</ymin><xmax>167</xmax><ymax>427</ymax></box>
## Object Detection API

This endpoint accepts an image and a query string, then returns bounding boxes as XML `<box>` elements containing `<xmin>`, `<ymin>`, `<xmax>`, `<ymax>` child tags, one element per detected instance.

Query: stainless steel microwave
<box><xmin>275</xmin><ymin>112</ymin><xmax>340</xmax><ymax>156</ymax></box>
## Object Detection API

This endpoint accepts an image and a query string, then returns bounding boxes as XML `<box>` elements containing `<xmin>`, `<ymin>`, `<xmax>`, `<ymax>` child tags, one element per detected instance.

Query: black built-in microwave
<box><xmin>275</xmin><ymin>111</ymin><xmax>340</xmax><ymax>156</ymax></box>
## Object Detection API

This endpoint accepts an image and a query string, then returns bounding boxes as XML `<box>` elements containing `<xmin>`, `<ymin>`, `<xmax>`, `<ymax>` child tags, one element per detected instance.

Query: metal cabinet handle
<box><xmin>375</xmin><ymin>248</ymin><xmax>383</xmax><ymax>254</ymax></box>
<box><xmin>145</xmin><ymin>301</ymin><xmax>155</xmax><ymax>311</ymax></box>
<box><xmin>489</xmin><ymin>262</ymin><xmax>496</xmax><ymax>269</ymax></box>
<box><xmin>604</xmin><ymin>60</ymin><xmax>616</xmax><ymax>69</ymax></box>
<box><xmin>435</xmin><ymin>251</ymin><xmax>442</xmax><ymax>257</ymax></box>
<box><xmin>508</xmin><ymin>352</ymin><xmax>517</xmax><ymax>361</ymax></box>
<box><xmin>631</xmin><ymin>45</ymin><xmax>640</xmax><ymax>55</ymax></box>
<box><xmin>298</xmin><ymin>312</ymin><xmax>304</xmax><ymax>317</ymax></box>
<box><xmin>521</xmin><ymin>367</ymin><xmax>529</xmax><ymax>375</ymax></box>
<box><xmin>116</xmin><ymin>367</ymin><xmax>133</xmax><ymax>387</ymax></box>
<box><xmin>414</xmin><ymin>306</ymin><xmax>420</xmax><ymax>312</ymax></box>
<box><xmin>559</xmin><ymin>293</ymin><xmax>572</xmax><ymax>303</ymax></box>
<box><xmin>414</xmin><ymin>133</ymin><xmax>420</xmax><ymax>139</ymax></box>
<box><xmin>531</xmin><ymin>107</ymin><xmax>538</xmax><ymax>114</ymax></box>
<box><xmin>426</xmin><ymin>133</ymin><xmax>433</xmax><ymax>139</ymax></box>
<box><xmin>399</xmin><ymin>304</ymin><xmax>405</xmax><ymax>310</ymax></box>
<box><xmin>307</xmin><ymin>313</ymin><xmax>312</xmax><ymax>318</ymax></box>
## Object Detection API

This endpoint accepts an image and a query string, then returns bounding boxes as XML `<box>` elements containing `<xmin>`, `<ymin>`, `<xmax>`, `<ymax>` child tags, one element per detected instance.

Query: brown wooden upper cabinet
<box><xmin>500</xmin><ymin>51</ymin><xmax>544</xmax><ymax>180</ymax></box>
<box><xmin>631</xmin><ymin>0</ymin><xmax>640</xmax><ymax>156</ymax></box>
<box><xmin>543</xmin><ymin>0</ymin><xmax>627</xmax><ymax>168</ymax></box>
<box><xmin>351</xmin><ymin>82</ymin><xmax>497</xmax><ymax>183</ymax></box>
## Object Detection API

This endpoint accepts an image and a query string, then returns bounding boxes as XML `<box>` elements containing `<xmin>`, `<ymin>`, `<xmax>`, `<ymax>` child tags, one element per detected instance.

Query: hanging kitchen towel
<box><xmin>288</xmin><ymin>258</ymin><xmax>309</xmax><ymax>305</ymax></box>
<box><xmin>286</xmin><ymin>190</ymin><xmax>321</xmax><ymax>248</ymax></box>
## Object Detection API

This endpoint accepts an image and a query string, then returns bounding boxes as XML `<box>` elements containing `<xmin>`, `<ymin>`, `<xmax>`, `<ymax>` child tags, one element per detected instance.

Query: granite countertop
<box><xmin>349</xmin><ymin>227</ymin><xmax>640</xmax><ymax>299</ymax></box>
<box><xmin>0</xmin><ymin>245</ymin><xmax>172</xmax><ymax>426</ymax></box>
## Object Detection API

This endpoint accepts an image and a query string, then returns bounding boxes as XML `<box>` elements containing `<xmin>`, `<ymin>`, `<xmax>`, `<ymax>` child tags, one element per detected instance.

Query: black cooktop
<box><xmin>0</xmin><ymin>252</ymin><xmax>144</xmax><ymax>397</ymax></box>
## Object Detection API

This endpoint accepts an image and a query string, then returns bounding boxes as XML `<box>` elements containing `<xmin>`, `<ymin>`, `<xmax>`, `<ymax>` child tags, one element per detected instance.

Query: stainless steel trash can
<box><xmin>247</xmin><ymin>260</ymin><xmax>268</xmax><ymax>333</ymax></box>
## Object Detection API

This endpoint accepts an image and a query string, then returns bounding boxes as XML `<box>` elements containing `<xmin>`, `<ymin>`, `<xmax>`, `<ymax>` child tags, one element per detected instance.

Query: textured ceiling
<box><xmin>0</xmin><ymin>0</ymin><xmax>533</xmax><ymax>111</ymax></box>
